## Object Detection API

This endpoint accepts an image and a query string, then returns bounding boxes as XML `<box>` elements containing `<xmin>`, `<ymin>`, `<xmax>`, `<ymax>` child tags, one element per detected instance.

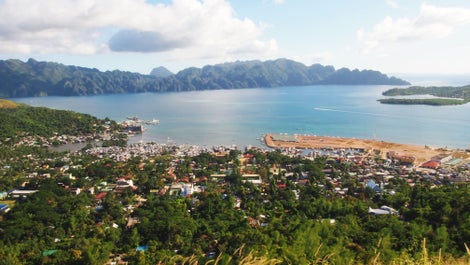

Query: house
<box><xmin>296</xmin><ymin>179</ymin><xmax>309</xmax><ymax>186</ymax></box>
<box><xmin>242</xmin><ymin>174</ymin><xmax>262</xmax><ymax>185</ymax></box>
<box><xmin>368</xmin><ymin>205</ymin><xmax>398</xmax><ymax>215</ymax></box>
<box><xmin>115</xmin><ymin>178</ymin><xmax>135</xmax><ymax>190</ymax></box>
<box><xmin>421</xmin><ymin>160</ymin><xmax>441</xmax><ymax>170</ymax></box>
<box><xmin>210</xmin><ymin>174</ymin><xmax>226</xmax><ymax>183</ymax></box>
<box><xmin>163</xmin><ymin>183</ymin><xmax>184</xmax><ymax>196</ymax></box>
<box><xmin>95</xmin><ymin>192</ymin><xmax>108</xmax><ymax>202</ymax></box>
<box><xmin>431</xmin><ymin>154</ymin><xmax>453</xmax><ymax>163</ymax></box>
<box><xmin>0</xmin><ymin>204</ymin><xmax>10</xmax><ymax>213</ymax></box>
<box><xmin>70</xmin><ymin>188</ymin><xmax>81</xmax><ymax>195</ymax></box>
<box><xmin>9</xmin><ymin>189</ymin><xmax>38</xmax><ymax>198</ymax></box>
<box><xmin>387</xmin><ymin>151</ymin><xmax>416</xmax><ymax>165</ymax></box>
<box><xmin>162</xmin><ymin>183</ymin><xmax>201</xmax><ymax>197</ymax></box>
<box><xmin>62</xmin><ymin>173</ymin><xmax>75</xmax><ymax>180</ymax></box>
<box><xmin>365</xmin><ymin>179</ymin><xmax>381</xmax><ymax>192</ymax></box>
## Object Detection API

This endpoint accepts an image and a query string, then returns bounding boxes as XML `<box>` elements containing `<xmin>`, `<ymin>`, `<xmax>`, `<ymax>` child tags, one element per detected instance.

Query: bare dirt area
<box><xmin>264</xmin><ymin>133</ymin><xmax>457</xmax><ymax>164</ymax></box>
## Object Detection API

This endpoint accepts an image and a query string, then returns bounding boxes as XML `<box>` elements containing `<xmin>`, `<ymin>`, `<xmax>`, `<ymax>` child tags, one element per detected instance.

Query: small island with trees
<box><xmin>378</xmin><ymin>85</ymin><xmax>470</xmax><ymax>106</ymax></box>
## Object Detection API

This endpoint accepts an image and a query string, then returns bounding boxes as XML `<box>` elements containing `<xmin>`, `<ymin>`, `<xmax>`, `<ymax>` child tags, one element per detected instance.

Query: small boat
<box><xmin>149</xmin><ymin>118</ymin><xmax>159</xmax><ymax>124</ymax></box>
<box><xmin>142</xmin><ymin>118</ymin><xmax>159</xmax><ymax>125</ymax></box>
<box><xmin>126</xmin><ymin>115</ymin><xmax>139</xmax><ymax>121</ymax></box>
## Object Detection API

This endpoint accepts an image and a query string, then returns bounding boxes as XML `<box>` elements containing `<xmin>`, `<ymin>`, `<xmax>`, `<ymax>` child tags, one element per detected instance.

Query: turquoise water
<box><xmin>12</xmin><ymin>85</ymin><xmax>470</xmax><ymax>149</ymax></box>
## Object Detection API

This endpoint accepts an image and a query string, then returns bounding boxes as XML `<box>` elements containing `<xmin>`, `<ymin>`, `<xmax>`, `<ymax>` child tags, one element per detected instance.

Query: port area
<box><xmin>264</xmin><ymin>133</ymin><xmax>468</xmax><ymax>164</ymax></box>
<box><xmin>121</xmin><ymin>116</ymin><xmax>159</xmax><ymax>133</ymax></box>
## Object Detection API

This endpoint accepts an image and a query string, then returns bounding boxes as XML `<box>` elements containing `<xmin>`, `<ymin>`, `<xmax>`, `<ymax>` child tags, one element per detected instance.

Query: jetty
<box><xmin>125</xmin><ymin>116</ymin><xmax>159</xmax><ymax>125</ymax></box>
<box><xmin>121</xmin><ymin>115</ymin><xmax>159</xmax><ymax>133</ymax></box>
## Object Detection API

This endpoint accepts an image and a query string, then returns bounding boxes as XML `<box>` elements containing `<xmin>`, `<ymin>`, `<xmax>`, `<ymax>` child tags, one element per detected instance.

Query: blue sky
<box><xmin>0</xmin><ymin>0</ymin><xmax>469</xmax><ymax>76</ymax></box>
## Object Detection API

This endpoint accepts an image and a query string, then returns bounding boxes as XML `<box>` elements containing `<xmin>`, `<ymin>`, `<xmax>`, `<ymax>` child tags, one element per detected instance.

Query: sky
<box><xmin>0</xmin><ymin>0</ymin><xmax>470</xmax><ymax>76</ymax></box>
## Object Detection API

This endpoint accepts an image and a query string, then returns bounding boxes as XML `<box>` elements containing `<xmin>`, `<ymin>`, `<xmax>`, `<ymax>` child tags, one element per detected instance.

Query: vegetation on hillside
<box><xmin>0</xmin><ymin>58</ymin><xmax>410</xmax><ymax>97</ymax></box>
<box><xmin>0</xmin><ymin>146</ymin><xmax>468</xmax><ymax>264</ymax></box>
<box><xmin>380</xmin><ymin>85</ymin><xmax>470</xmax><ymax>106</ymax></box>
<box><xmin>0</xmin><ymin>102</ymin><xmax>121</xmax><ymax>144</ymax></box>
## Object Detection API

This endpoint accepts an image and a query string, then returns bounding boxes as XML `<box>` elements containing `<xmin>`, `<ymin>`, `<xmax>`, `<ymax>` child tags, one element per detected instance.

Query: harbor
<box><xmin>264</xmin><ymin>133</ymin><xmax>469</xmax><ymax>164</ymax></box>
<box><xmin>121</xmin><ymin>115</ymin><xmax>159</xmax><ymax>133</ymax></box>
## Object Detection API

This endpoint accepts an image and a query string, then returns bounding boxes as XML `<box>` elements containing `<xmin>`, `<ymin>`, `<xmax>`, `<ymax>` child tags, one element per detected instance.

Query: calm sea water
<box><xmin>12</xmin><ymin>85</ymin><xmax>470</xmax><ymax>149</ymax></box>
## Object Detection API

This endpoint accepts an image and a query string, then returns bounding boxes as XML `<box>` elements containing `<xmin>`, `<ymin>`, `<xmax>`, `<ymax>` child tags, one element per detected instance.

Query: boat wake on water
<box><xmin>313</xmin><ymin>107</ymin><xmax>398</xmax><ymax>119</ymax></box>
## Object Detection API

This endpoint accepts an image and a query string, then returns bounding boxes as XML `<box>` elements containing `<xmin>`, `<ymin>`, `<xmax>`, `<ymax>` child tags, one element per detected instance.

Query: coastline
<box><xmin>264</xmin><ymin>133</ymin><xmax>465</xmax><ymax>164</ymax></box>
<box><xmin>12</xmin><ymin>86</ymin><xmax>470</xmax><ymax>150</ymax></box>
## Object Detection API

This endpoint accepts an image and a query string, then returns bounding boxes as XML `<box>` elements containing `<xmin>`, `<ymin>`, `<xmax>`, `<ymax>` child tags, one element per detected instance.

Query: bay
<box><xmin>12</xmin><ymin>85</ymin><xmax>470</xmax><ymax>149</ymax></box>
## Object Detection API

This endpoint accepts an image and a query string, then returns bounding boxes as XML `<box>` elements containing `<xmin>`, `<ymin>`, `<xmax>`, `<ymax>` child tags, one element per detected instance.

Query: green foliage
<box><xmin>378</xmin><ymin>98</ymin><xmax>468</xmax><ymax>106</ymax></box>
<box><xmin>380</xmin><ymin>85</ymin><xmax>470</xmax><ymax>106</ymax></box>
<box><xmin>0</xmin><ymin>179</ymin><xmax>116</xmax><ymax>264</ymax></box>
<box><xmin>0</xmin><ymin>58</ymin><xmax>410</xmax><ymax>97</ymax></box>
<box><xmin>0</xmin><ymin>104</ymin><xmax>102</xmax><ymax>141</ymax></box>
<box><xmin>383</xmin><ymin>85</ymin><xmax>470</xmax><ymax>99</ymax></box>
<box><xmin>101</xmin><ymin>133</ymin><xmax>127</xmax><ymax>147</ymax></box>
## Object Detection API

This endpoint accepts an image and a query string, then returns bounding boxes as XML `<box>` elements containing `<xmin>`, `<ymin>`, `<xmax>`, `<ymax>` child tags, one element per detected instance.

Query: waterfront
<box><xmin>12</xmin><ymin>85</ymin><xmax>470</xmax><ymax>149</ymax></box>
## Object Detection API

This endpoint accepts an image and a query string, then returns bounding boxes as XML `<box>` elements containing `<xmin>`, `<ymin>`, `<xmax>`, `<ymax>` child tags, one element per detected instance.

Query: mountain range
<box><xmin>0</xmin><ymin>58</ymin><xmax>410</xmax><ymax>98</ymax></box>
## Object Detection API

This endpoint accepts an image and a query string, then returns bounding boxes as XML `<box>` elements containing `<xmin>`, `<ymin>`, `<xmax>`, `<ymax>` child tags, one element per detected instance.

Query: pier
<box><xmin>121</xmin><ymin>115</ymin><xmax>159</xmax><ymax>133</ymax></box>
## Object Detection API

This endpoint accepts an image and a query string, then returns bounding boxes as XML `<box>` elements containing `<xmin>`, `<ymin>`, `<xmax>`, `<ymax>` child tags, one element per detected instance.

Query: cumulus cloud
<box><xmin>0</xmin><ymin>0</ymin><xmax>277</xmax><ymax>59</ymax></box>
<box><xmin>358</xmin><ymin>3</ymin><xmax>470</xmax><ymax>54</ymax></box>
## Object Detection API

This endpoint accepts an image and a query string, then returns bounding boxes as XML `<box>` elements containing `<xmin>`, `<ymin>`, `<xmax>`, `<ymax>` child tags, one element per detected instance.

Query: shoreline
<box><xmin>264</xmin><ymin>133</ymin><xmax>466</xmax><ymax>164</ymax></box>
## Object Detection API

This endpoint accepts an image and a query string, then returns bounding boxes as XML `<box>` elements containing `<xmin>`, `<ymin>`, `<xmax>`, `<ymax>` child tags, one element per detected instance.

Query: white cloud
<box><xmin>386</xmin><ymin>0</ymin><xmax>398</xmax><ymax>9</ymax></box>
<box><xmin>358</xmin><ymin>3</ymin><xmax>470</xmax><ymax>54</ymax></box>
<box><xmin>0</xmin><ymin>0</ymin><xmax>277</xmax><ymax>59</ymax></box>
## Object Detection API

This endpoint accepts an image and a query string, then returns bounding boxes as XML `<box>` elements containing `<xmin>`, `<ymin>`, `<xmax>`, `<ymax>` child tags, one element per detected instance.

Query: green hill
<box><xmin>0</xmin><ymin>58</ymin><xmax>410</xmax><ymax>97</ymax></box>
<box><xmin>0</xmin><ymin>103</ymin><xmax>106</xmax><ymax>142</ymax></box>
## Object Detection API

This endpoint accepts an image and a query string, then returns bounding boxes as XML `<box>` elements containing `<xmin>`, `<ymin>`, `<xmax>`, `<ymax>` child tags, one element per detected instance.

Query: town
<box><xmin>5</xmin><ymin>135</ymin><xmax>469</xmax><ymax>206</ymax></box>
<box><xmin>0</xmin><ymin>129</ymin><xmax>469</xmax><ymax>264</ymax></box>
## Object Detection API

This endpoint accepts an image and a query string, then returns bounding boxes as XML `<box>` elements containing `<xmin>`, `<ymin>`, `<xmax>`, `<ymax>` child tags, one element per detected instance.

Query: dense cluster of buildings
<box><xmin>1</xmin><ymin>139</ymin><xmax>468</xmax><ymax>220</ymax></box>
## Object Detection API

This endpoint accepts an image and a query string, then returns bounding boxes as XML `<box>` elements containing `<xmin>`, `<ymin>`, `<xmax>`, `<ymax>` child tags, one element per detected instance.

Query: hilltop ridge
<box><xmin>0</xmin><ymin>58</ymin><xmax>410</xmax><ymax>98</ymax></box>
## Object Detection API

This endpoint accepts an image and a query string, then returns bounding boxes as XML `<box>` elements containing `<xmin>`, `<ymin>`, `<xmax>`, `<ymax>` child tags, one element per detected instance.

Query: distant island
<box><xmin>379</xmin><ymin>85</ymin><xmax>470</xmax><ymax>106</ymax></box>
<box><xmin>0</xmin><ymin>58</ymin><xmax>409</xmax><ymax>98</ymax></box>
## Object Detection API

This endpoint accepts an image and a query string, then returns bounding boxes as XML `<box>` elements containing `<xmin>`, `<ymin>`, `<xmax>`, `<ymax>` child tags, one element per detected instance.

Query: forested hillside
<box><xmin>0</xmin><ymin>100</ymin><xmax>116</xmax><ymax>144</ymax></box>
<box><xmin>0</xmin><ymin>58</ymin><xmax>410</xmax><ymax>97</ymax></box>
<box><xmin>0</xmin><ymin>59</ymin><xmax>160</xmax><ymax>97</ymax></box>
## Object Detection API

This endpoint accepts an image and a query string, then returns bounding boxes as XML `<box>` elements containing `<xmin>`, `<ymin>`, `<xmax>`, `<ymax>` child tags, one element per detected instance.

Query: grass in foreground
<box><xmin>152</xmin><ymin>241</ymin><xmax>469</xmax><ymax>265</ymax></box>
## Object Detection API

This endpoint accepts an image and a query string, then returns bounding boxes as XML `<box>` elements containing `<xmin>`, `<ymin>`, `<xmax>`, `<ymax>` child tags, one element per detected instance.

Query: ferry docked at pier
<box><xmin>122</xmin><ymin>115</ymin><xmax>159</xmax><ymax>133</ymax></box>
<box><xmin>126</xmin><ymin>116</ymin><xmax>159</xmax><ymax>124</ymax></box>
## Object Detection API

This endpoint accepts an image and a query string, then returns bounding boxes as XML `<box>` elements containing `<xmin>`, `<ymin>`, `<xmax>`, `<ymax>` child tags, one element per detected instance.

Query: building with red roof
<box><xmin>421</xmin><ymin>160</ymin><xmax>440</xmax><ymax>170</ymax></box>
